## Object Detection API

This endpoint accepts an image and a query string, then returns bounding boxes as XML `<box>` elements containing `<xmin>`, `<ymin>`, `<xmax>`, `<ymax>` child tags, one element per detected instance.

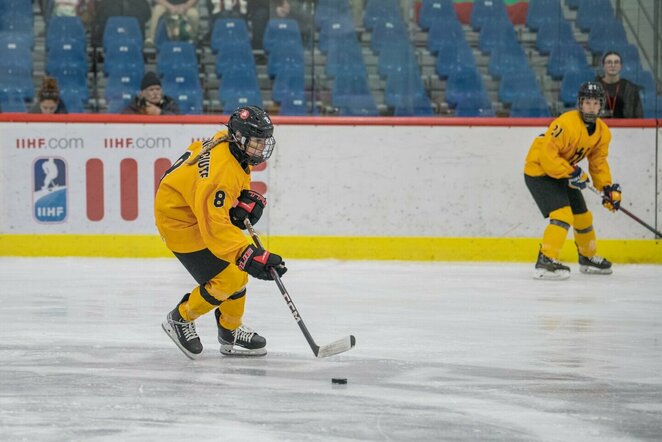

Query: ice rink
<box><xmin>1</xmin><ymin>257</ymin><xmax>661</xmax><ymax>441</ymax></box>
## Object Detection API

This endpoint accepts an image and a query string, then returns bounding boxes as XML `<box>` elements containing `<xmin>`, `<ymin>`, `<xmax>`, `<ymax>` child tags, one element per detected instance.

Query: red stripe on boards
<box><xmin>120</xmin><ymin>159</ymin><xmax>138</xmax><ymax>221</ymax></box>
<box><xmin>86</xmin><ymin>159</ymin><xmax>104</xmax><ymax>221</ymax></box>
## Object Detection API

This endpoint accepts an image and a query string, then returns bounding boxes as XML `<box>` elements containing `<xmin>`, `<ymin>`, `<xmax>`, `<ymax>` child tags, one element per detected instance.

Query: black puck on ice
<box><xmin>331</xmin><ymin>378</ymin><xmax>348</xmax><ymax>385</ymax></box>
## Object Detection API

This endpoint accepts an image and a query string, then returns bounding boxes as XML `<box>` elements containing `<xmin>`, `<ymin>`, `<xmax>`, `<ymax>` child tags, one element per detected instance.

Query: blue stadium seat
<box><xmin>547</xmin><ymin>42</ymin><xmax>588</xmax><ymax>80</ymax></box>
<box><xmin>46</xmin><ymin>16</ymin><xmax>85</xmax><ymax>51</ymax></box>
<box><xmin>267</xmin><ymin>43</ymin><xmax>304</xmax><ymax>78</ymax></box>
<box><xmin>393</xmin><ymin>93</ymin><xmax>435</xmax><ymax>116</ymax></box>
<box><xmin>338</xmin><ymin>94</ymin><xmax>379</xmax><ymax>116</ymax></box>
<box><xmin>103</xmin><ymin>42</ymin><xmax>144</xmax><ymax>77</ymax></box>
<box><xmin>509</xmin><ymin>94</ymin><xmax>551</xmax><ymax>117</ymax></box>
<box><xmin>0</xmin><ymin>33</ymin><xmax>33</xmax><ymax>99</ymax></box>
<box><xmin>478</xmin><ymin>17</ymin><xmax>517</xmax><ymax>55</ymax></box>
<box><xmin>157</xmin><ymin>41</ymin><xmax>198</xmax><ymax>77</ymax></box>
<box><xmin>161</xmin><ymin>70</ymin><xmax>203</xmax><ymax>114</ymax></box>
<box><xmin>279</xmin><ymin>95</ymin><xmax>307</xmax><ymax>115</ymax></box>
<box><xmin>50</xmin><ymin>65</ymin><xmax>89</xmax><ymax>102</ymax></box>
<box><xmin>219</xmin><ymin>68</ymin><xmax>261</xmax><ymax>109</ymax></box>
<box><xmin>455</xmin><ymin>94</ymin><xmax>495</xmax><ymax>117</ymax></box>
<box><xmin>426</xmin><ymin>15</ymin><xmax>464</xmax><ymax>55</ymax></box>
<box><xmin>105</xmin><ymin>71</ymin><xmax>142</xmax><ymax>112</ymax></box>
<box><xmin>318</xmin><ymin>17</ymin><xmax>356</xmax><ymax>54</ymax></box>
<box><xmin>576</xmin><ymin>0</ymin><xmax>614</xmax><ymax>32</ymax></box>
<box><xmin>332</xmin><ymin>71</ymin><xmax>372</xmax><ymax>108</ymax></box>
<box><xmin>445</xmin><ymin>66</ymin><xmax>487</xmax><ymax>108</ymax></box>
<box><xmin>263</xmin><ymin>19</ymin><xmax>302</xmax><ymax>53</ymax></box>
<box><xmin>47</xmin><ymin>40</ymin><xmax>87</xmax><ymax>73</ymax></box>
<box><xmin>419</xmin><ymin>0</ymin><xmax>456</xmax><ymax>30</ymax></box>
<box><xmin>0</xmin><ymin>88</ymin><xmax>26</xmax><ymax>112</ymax></box>
<box><xmin>526</xmin><ymin>0</ymin><xmax>563</xmax><ymax>31</ymax></box>
<box><xmin>615</xmin><ymin>43</ymin><xmax>643</xmax><ymax>73</ymax></box>
<box><xmin>371</xmin><ymin>19</ymin><xmax>408</xmax><ymax>55</ymax></box>
<box><xmin>566</xmin><ymin>0</ymin><xmax>580</xmax><ymax>9</ymax></box>
<box><xmin>211</xmin><ymin>19</ymin><xmax>251</xmax><ymax>54</ymax></box>
<box><xmin>103</xmin><ymin>16</ymin><xmax>143</xmax><ymax>52</ymax></box>
<box><xmin>587</xmin><ymin>19</ymin><xmax>627</xmax><ymax>55</ymax></box>
<box><xmin>325</xmin><ymin>40</ymin><xmax>365</xmax><ymax>78</ymax></box>
<box><xmin>363</xmin><ymin>0</ymin><xmax>401</xmax><ymax>31</ymax></box>
<box><xmin>378</xmin><ymin>42</ymin><xmax>418</xmax><ymax>79</ymax></box>
<box><xmin>471</xmin><ymin>0</ymin><xmax>508</xmax><ymax>31</ymax></box>
<box><xmin>272</xmin><ymin>66</ymin><xmax>304</xmax><ymax>104</ymax></box>
<box><xmin>435</xmin><ymin>40</ymin><xmax>476</xmax><ymax>80</ymax></box>
<box><xmin>216</xmin><ymin>41</ymin><xmax>256</xmax><ymax>78</ymax></box>
<box><xmin>625</xmin><ymin>69</ymin><xmax>656</xmax><ymax>96</ymax></box>
<box><xmin>498</xmin><ymin>68</ymin><xmax>541</xmax><ymax>105</ymax></box>
<box><xmin>487</xmin><ymin>42</ymin><xmax>528</xmax><ymax>78</ymax></box>
<box><xmin>223</xmin><ymin>90</ymin><xmax>263</xmax><ymax>112</ymax></box>
<box><xmin>559</xmin><ymin>68</ymin><xmax>596</xmax><ymax>106</ymax></box>
<box><xmin>385</xmin><ymin>66</ymin><xmax>427</xmax><ymax>108</ymax></box>
<box><xmin>0</xmin><ymin>7</ymin><xmax>34</xmax><ymax>47</ymax></box>
<box><xmin>59</xmin><ymin>88</ymin><xmax>86</xmax><ymax>113</ymax></box>
<box><xmin>315</xmin><ymin>0</ymin><xmax>351</xmax><ymax>29</ymax></box>
<box><xmin>535</xmin><ymin>19</ymin><xmax>574</xmax><ymax>55</ymax></box>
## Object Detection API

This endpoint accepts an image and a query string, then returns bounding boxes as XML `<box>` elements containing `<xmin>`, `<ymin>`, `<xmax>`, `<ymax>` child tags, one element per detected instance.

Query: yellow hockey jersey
<box><xmin>154</xmin><ymin>130</ymin><xmax>251</xmax><ymax>261</ymax></box>
<box><xmin>524</xmin><ymin>110</ymin><xmax>613</xmax><ymax>190</ymax></box>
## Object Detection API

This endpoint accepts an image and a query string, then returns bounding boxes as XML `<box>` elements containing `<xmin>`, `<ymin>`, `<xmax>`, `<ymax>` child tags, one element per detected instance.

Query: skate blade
<box><xmin>220</xmin><ymin>343</ymin><xmax>267</xmax><ymax>357</ymax></box>
<box><xmin>162</xmin><ymin>321</ymin><xmax>202</xmax><ymax>360</ymax></box>
<box><xmin>579</xmin><ymin>265</ymin><xmax>613</xmax><ymax>275</ymax></box>
<box><xmin>534</xmin><ymin>268</ymin><xmax>570</xmax><ymax>280</ymax></box>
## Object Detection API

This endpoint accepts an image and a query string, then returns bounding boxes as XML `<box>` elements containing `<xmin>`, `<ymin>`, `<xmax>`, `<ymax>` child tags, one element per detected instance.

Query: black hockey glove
<box><xmin>237</xmin><ymin>244</ymin><xmax>287</xmax><ymax>280</ymax></box>
<box><xmin>602</xmin><ymin>183</ymin><xmax>622</xmax><ymax>212</ymax></box>
<box><xmin>568</xmin><ymin>166</ymin><xmax>590</xmax><ymax>190</ymax></box>
<box><xmin>229</xmin><ymin>190</ymin><xmax>266</xmax><ymax>229</ymax></box>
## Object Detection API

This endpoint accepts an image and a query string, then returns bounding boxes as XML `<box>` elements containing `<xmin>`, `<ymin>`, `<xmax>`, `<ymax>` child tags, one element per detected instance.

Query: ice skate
<box><xmin>215</xmin><ymin>309</ymin><xmax>267</xmax><ymax>356</ymax></box>
<box><xmin>162</xmin><ymin>305</ymin><xmax>203</xmax><ymax>360</ymax></box>
<box><xmin>579</xmin><ymin>254</ymin><xmax>613</xmax><ymax>275</ymax></box>
<box><xmin>534</xmin><ymin>251</ymin><xmax>570</xmax><ymax>280</ymax></box>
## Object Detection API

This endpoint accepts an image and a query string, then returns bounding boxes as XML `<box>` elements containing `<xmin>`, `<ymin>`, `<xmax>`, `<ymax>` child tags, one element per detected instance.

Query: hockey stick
<box><xmin>587</xmin><ymin>185</ymin><xmax>662</xmax><ymax>238</ymax></box>
<box><xmin>244</xmin><ymin>219</ymin><xmax>356</xmax><ymax>358</ymax></box>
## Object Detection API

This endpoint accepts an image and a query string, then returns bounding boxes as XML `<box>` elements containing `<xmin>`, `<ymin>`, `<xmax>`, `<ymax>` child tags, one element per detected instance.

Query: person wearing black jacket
<box><xmin>122</xmin><ymin>72</ymin><xmax>181</xmax><ymax>115</ymax></box>
<box><xmin>595</xmin><ymin>51</ymin><xmax>643</xmax><ymax>119</ymax></box>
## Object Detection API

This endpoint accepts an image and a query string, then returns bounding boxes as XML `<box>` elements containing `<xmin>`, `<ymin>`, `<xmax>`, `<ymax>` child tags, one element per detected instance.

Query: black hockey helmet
<box><xmin>577</xmin><ymin>81</ymin><xmax>605</xmax><ymax>123</ymax></box>
<box><xmin>227</xmin><ymin>106</ymin><xmax>275</xmax><ymax>166</ymax></box>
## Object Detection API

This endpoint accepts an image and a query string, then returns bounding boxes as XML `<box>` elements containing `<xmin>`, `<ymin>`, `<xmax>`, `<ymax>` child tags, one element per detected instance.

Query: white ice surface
<box><xmin>1</xmin><ymin>258</ymin><xmax>661</xmax><ymax>441</ymax></box>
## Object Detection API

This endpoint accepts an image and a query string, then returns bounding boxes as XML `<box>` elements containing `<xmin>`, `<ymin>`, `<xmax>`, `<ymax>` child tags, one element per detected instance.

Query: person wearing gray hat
<box><xmin>121</xmin><ymin>71</ymin><xmax>181</xmax><ymax>115</ymax></box>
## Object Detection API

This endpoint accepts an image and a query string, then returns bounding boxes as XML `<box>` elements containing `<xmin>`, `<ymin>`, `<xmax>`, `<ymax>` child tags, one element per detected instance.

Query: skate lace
<box><xmin>233</xmin><ymin>325</ymin><xmax>255</xmax><ymax>344</ymax></box>
<box><xmin>180</xmin><ymin>321</ymin><xmax>199</xmax><ymax>342</ymax></box>
<box><xmin>589</xmin><ymin>255</ymin><xmax>605</xmax><ymax>264</ymax></box>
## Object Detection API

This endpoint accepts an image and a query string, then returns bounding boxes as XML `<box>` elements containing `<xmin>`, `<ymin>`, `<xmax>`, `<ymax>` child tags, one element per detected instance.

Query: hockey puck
<box><xmin>331</xmin><ymin>378</ymin><xmax>348</xmax><ymax>385</ymax></box>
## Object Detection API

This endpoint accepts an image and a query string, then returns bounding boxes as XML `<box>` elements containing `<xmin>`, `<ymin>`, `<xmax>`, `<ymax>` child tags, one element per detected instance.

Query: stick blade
<box><xmin>315</xmin><ymin>335</ymin><xmax>356</xmax><ymax>358</ymax></box>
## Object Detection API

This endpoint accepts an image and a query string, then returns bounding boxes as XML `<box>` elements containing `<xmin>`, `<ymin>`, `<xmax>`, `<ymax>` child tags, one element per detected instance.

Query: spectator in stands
<box><xmin>247</xmin><ymin>0</ymin><xmax>270</xmax><ymax>49</ymax></box>
<box><xmin>122</xmin><ymin>72</ymin><xmax>181</xmax><ymax>115</ymax></box>
<box><xmin>92</xmin><ymin>0</ymin><xmax>152</xmax><ymax>48</ymax></box>
<box><xmin>205</xmin><ymin>1</ymin><xmax>269</xmax><ymax>50</ymax></box>
<box><xmin>595</xmin><ymin>51</ymin><xmax>643</xmax><ymax>118</ymax></box>
<box><xmin>270</xmin><ymin>0</ymin><xmax>313</xmax><ymax>45</ymax></box>
<box><xmin>29</xmin><ymin>77</ymin><xmax>68</xmax><ymax>114</ymax></box>
<box><xmin>146</xmin><ymin>0</ymin><xmax>201</xmax><ymax>47</ymax></box>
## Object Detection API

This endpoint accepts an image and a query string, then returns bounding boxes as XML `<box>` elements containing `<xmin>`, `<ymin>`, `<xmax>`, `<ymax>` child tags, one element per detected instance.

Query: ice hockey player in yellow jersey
<box><xmin>524</xmin><ymin>81</ymin><xmax>622</xmax><ymax>280</ymax></box>
<box><xmin>156</xmin><ymin>106</ymin><xmax>287</xmax><ymax>359</ymax></box>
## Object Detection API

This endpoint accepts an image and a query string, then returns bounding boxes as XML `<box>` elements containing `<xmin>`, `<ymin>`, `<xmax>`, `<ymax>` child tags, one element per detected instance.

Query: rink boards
<box><xmin>0</xmin><ymin>116</ymin><xmax>660</xmax><ymax>262</ymax></box>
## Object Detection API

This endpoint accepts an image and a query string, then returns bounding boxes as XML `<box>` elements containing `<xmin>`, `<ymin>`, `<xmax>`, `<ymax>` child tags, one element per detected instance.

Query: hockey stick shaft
<box><xmin>243</xmin><ymin>219</ymin><xmax>355</xmax><ymax>357</ymax></box>
<box><xmin>588</xmin><ymin>185</ymin><xmax>662</xmax><ymax>238</ymax></box>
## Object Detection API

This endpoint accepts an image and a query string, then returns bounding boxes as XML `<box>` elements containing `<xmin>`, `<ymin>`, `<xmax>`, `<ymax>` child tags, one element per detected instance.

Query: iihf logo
<box><xmin>33</xmin><ymin>157</ymin><xmax>67</xmax><ymax>223</ymax></box>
